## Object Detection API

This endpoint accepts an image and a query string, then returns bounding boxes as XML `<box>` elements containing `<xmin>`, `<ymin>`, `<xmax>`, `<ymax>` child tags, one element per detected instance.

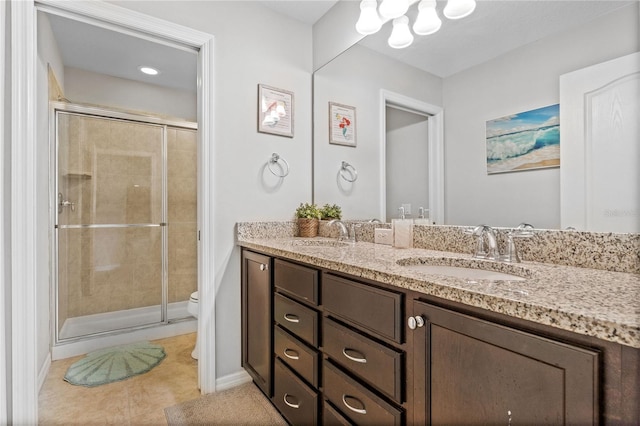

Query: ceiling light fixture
<box><xmin>139</xmin><ymin>66</ymin><xmax>159</xmax><ymax>76</ymax></box>
<box><xmin>356</xmin><ymin>0</ymin><xmax>383</xmax><ymax>35</ymax></box>
<box><xmin>379</xmin><ymin>0</ymin><xmax>410</xmax><ymax>19</ymax></box>
<box><xmin>443</xmin><ymin>0</ymin><xmax>476</xmax><ymax>19</ymax></box>
<box><xmin>355</xmin><ymin>0</ymin><xmax>476</xmax><ymax>49</ymax></box>
<box><xmin>388</xmin><ymin>16</ymin><xmax>414</xmax><ymax>49</ymax></box>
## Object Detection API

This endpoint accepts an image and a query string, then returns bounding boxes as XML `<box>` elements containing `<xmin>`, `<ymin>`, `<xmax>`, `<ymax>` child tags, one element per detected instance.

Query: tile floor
<box><xmin>39</xmin><ymin>333</ymin><xmax>200</xmax><ymax>425</ymax></box>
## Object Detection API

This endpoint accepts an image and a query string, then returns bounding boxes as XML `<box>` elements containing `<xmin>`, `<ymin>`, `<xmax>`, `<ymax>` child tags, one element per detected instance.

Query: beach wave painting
<box><xmin>486</xmin><ymin>104</ymin><xmax>559</xmax><ymax>174</ymax></box>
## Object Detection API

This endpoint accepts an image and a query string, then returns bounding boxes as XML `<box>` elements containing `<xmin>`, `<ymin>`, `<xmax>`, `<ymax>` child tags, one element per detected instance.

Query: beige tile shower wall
<box><xmin>167</xmin><ymin>128</ymin><xmax>197</xmax><ymax>303</ymax></box>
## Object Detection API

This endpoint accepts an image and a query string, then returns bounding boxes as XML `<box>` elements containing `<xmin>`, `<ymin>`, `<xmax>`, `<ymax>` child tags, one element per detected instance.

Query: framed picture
<box><xmin>329</xmin><ymin>102</ymin><xmax>356</xmax><ymax>147</ymax></box>
<box><xmin>486</xmin><ymin>104</ymin><xmax>560</xmax><ymax>174</ymax></box>
<box><xmin>258</xmin><ymin>84</ymin><xmax>294</xmax><ymax>137</ymax></box>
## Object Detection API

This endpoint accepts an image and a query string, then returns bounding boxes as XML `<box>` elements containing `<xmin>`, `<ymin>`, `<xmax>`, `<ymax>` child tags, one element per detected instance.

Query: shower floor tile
<box><xmin>38</xmin><ymin>333</ymin><xmax>199</xmax><ymax>425</ymax></box>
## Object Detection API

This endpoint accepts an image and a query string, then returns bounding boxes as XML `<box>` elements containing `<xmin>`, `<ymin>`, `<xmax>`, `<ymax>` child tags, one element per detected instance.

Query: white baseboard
<box><xmin>37</xmin><ymin>353</ymin><xmax>52</xmax><ymax>392</ymax></box>
<box><xmin>214</xmin><ymin>370</ymin><xmax>252</xmax><ymax>392</ymax></box>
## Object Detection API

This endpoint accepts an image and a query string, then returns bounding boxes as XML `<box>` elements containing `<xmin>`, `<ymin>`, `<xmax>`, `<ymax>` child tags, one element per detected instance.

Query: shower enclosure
<box><xmin>51</xmin><ymin>102</ymin><xmax>197</xmax><ymax>343</ymax></box>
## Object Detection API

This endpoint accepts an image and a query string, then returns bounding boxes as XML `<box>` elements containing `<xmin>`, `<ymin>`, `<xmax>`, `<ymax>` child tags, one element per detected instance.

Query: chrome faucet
<box><xmin>327</xmin><ymin>219</ymin><xmax>350</xmax><ymax>241</ymax></box>
<box><xmin>502</xmin><ymin>223</ymin><xmax>535</xmax><ymax>263</ymax></box>
<box><xmin>467</xmin><ymin>225</ymin><xmax>500</xmax><ymax>261</ymax></box>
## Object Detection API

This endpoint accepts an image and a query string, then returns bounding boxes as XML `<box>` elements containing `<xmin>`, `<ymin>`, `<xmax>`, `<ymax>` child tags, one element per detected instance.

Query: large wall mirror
<box><xmin>312</xmin><ymin>0</ymin><xmax>639</xmax><ymax>231</ymax></box>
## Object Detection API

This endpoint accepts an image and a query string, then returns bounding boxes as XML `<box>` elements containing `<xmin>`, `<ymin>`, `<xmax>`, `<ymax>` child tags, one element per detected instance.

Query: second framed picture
<box><xmin>329</xmin><ymin>102</ymin><xmax>356</xmax><ymax>147</ymax></box>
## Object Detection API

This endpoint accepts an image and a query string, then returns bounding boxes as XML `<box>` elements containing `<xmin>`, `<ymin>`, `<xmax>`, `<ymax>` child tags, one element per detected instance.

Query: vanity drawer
<box><xmin>323</xmin><ymin>318</ymin><xmax>403</xmax><ymax>403</ymax></box>
<box><xmin>274</xmin><ymin>358</ymin><xmax>319</xmax><ymax>426</ymax></box>
<box><xmin>274</xmin><ymin>293</ymin><xmax>319</xmax><ymax>346</ymax></box>
<box><xmin>274</xmin><ymin>325</ymin><xmax>319</xmax><ymax>387</ymax></box>
<box><xmin>274</xmin><ymin>259</ymin><xmax>319</xmax><ymax>305</ymax></box>
<box><xmin>323</xmin><ymin>400</ymin><xmax>353</xmax><ymax>426</ymax></box>
<box><xmin>323</xmin><ymin>360</ymin><xmax>403</xmax><ymax>426</ymax></box>
<box><xmin>323</xmin><ymin>274</ymin><xmax>403</xmax><ymax>343</ymax></box>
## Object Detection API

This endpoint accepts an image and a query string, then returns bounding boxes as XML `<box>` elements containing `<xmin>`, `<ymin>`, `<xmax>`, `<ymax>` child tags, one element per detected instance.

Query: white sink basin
<box><xmin>401</xmin><ymin>264</ymin><xmax>526</xmax><ymax>281</ymax></box>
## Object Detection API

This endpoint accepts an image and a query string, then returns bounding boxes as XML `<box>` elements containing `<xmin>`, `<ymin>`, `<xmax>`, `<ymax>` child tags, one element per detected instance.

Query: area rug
<box><xmin>64</xmin><ymin>341</ymin><xmax>166</xmax><ymax>387</ymax></box>
<box><xmin>164</xmin><ymin>382</ymin><xmax>287</xmax><ymax>425</ymax></box>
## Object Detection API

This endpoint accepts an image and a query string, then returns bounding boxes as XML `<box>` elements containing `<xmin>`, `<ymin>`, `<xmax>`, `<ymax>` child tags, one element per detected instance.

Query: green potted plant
<box><xmin>319</xmin><ymin>203</ymin><xmax>342</xmax><ymax>221</ymax></box>
<box><xmin>294</xmin><ymin>202</ymin><xmax>321</xmax><ymax>237</ymax></box>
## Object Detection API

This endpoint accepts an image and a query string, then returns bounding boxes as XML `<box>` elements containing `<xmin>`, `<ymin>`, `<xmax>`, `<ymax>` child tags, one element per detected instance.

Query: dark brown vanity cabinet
<box><xmin>411</xmin><ymin>300</ymin><xmax>600</xmax><ymax>425</ymax></box>
<box><xmin>241</xmin><ymin>250</ymin><xmax>273</xmax><ymax>397</ymax></box>
<box><xmin>322</xmin><ymin>274</ymin><xmax>406</xmax><ymax>424</ymax></box>
<box><xmin>241</xmin><ymin>249</ymin><xmax>639</xmax><ymax>425</ymax></box>
<box><xmin>272</xmin><ymin>258</ymin><xmax>321</xmax><ymax>425</ymax></box>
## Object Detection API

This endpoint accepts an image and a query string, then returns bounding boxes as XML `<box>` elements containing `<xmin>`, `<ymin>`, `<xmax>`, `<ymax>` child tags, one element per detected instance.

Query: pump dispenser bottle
<box><xmin>392</xmin><ymin>206</ymin><xmax>413</xmax><ymax>248</ymax></box>
<box><xmin>414</xmin><ymin>207</ymin><xmax>431</xmax><ymax>225</ymax></box>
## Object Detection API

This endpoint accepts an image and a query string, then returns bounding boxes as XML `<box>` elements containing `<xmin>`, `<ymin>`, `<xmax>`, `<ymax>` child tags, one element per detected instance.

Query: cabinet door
<box><xmin>412</xmin><ymin>300</ymin><xmax>599</xmax><ymax>425</ymax></box>
<box><xmin>241</xmin><ymin>250</ymin><xmax>273</xmax><ymax>396</ymax></box>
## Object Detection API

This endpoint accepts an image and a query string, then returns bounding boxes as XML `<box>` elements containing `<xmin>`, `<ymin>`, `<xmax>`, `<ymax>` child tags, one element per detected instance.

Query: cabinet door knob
<box><xmin>408</xmin><ymin>315</ymin><xmax>425</xmax><ymax>330</ymax></box>
<box><xmin>259</xmin><ymin>263</ymin><xmax>268</xmax><ymax>271</ymax></box>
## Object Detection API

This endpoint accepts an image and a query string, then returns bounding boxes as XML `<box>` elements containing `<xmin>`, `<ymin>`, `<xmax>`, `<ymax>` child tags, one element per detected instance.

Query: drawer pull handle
<box><xmin>283</xmin><ymin>393</ymin><xmax>300</xmax><ymax>409</ymax></box>
<box><xmin>283</xmin><ymin>348</ymin><xmax>300</xmax><ymax>360</ymax></box>
<box><xmin>342</xmin><ymin>348</ymin><xmax>367</xmax><ymax>364</ymax></box>
<box><xmin>259</xmin><ymin>263</ymin><xmax>268</xmax><ymax>271</ymax></box>
<box><xmin>342</xmin><ymin>395</ymin><xmax>367</xmax><ymax>415</ymax></box>
<box><xmin>283</xmin><ymin>313</ymin><xmax>300</xmax><ymax>323</ymax></box>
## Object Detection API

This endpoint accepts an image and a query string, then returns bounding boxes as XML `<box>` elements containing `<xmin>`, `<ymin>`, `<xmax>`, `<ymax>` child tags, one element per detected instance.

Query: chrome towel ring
<box><xmin>268</xmin><ymin>153</ymin><xmax>290</xmax><ymax>178</ymax></box>
<box><xmin>340</xmin><ymin>161</ymin><xmax>357</xmax><ymax>182</ymax></box>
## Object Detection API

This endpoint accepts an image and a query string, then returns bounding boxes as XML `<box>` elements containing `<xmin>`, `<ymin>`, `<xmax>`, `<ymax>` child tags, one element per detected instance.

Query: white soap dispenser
<box><xmin>393</xmin><ymin>206</ymin><xmax>413</xmax><ymax>248</ymax></box>
<box><xmin>414</xmin><ymin>207</ymin><xmax>431</xmax><ymax>225</ymax></box>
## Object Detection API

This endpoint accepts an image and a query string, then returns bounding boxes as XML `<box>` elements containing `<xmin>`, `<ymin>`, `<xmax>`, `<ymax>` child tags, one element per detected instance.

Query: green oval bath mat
<box><xmin>64</xmin><ymin>341</ymin><xmax>166</xmax><ymax>387</ymax></box>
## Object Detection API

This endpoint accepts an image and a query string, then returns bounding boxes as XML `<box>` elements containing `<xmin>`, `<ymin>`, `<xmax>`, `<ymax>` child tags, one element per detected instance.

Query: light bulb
<box><xmin>379</xmin><ymin>0</ymin><xmax>410</xmax><ymax>20</ymax></box>
<box><xmin>356</xmin><ymin>0</ymin><xmax>382</xmax><ymax>35</ymax></box>
<box><xmin>388</xmin><ymin>15</ymin><xmax>414</xmax><ymax>49</ymax></box>
<box><xmin>413</xmin><ymin>0</ymin><xmax>441</xmax><ymax>35</ymax></box>
<box><xmin>443</xmin><ymin>0</ymin><xmax>476</xmax><ymax>19</ymax></box>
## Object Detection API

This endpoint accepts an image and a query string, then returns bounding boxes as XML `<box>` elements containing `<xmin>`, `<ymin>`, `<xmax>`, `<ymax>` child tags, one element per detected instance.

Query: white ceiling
<box><xmin>46</xmin><ymin>13</ymin><xmax>198</xmax><ymax>93</ymax></box>
<box><xmin>261</xmin><ymin>0</ymin><xmax>339</xmax><ymax>24</ymax></box>
<box><xmin>44</xmin><ymin>0</ymin><xmax>635</xmax><ymax>91</ymax></box>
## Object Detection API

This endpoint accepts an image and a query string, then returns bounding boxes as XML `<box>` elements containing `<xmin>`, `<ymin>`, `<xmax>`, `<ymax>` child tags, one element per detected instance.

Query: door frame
<box><xmin>11</xmin><ymin>1</ymin><xmax>216</xmax><ymax>422</ymax></box>
<box><xmin>379</xmin><ymin>90</ymin><xmax>444</xmax><ymax>223</ymax></box>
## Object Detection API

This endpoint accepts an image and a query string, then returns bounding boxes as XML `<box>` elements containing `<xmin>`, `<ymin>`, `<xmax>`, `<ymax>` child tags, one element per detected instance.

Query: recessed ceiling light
<box><xmin>139</xmin><ymin>66</ymin><xmax>159</xmax><ymax>76</ymax></box>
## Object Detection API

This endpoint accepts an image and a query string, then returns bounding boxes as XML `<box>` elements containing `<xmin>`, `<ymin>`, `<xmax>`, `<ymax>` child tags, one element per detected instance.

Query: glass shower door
<box><xmin>56</xmin><ymin>112</ymin><xmax>166</xmax><ymax>341</ymax></box>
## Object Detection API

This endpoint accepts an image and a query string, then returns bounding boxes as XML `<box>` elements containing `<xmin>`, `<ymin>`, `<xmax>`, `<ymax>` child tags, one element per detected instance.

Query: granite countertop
<box><xmin>238</xmin><ymin>236</ymin><xmax>640</xmax><ymax>349</ymax></box>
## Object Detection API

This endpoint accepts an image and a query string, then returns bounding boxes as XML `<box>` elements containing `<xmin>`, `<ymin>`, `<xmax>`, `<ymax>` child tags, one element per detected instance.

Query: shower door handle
<box><xmin>58</xmin><ymin>192</ymin><xmax>75</xmax><ymax>213</ymax></box>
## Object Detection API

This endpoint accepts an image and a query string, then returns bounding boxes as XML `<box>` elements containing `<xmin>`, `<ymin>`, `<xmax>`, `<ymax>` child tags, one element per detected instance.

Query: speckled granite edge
<box><xmin>236</xmin><ymin>221</ymin><xmax>639</xmax><ymax>274</ymax></box>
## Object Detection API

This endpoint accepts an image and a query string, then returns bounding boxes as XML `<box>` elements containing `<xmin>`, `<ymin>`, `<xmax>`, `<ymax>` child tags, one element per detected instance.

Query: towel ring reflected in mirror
<box><xmin>340</xmin><ymin>161</ymin><xmax>358</xmax><ymax>182</ymax></box>
<box><xmin>268</xmin><ymin>152</ymin><xmax>290</xmax><ymax>178</ymax></box>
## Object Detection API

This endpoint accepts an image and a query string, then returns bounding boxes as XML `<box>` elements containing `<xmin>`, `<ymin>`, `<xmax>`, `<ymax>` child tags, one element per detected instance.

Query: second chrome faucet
<box><xmin>466</xmin><ymin>224</ymin><xmax>534</xmax><ymax>263</ymax></box>
<box><xmin>327</xmin><ymin>219</ymin><xmax>356</xmax><ymax>243</ymax></box>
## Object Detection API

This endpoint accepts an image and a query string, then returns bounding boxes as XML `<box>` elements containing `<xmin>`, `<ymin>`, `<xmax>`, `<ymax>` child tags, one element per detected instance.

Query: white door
<box><xmin>560</xmin><ymin>52</ymin><xmax>640</xmax><ymax>232</ymax></box>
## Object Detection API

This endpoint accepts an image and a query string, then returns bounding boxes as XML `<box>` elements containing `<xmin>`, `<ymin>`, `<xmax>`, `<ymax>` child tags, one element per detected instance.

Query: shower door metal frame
<box><xmin>49</xmin><ymin>101</ymin><xmax>197</xmax><ymax>345</ymax></box>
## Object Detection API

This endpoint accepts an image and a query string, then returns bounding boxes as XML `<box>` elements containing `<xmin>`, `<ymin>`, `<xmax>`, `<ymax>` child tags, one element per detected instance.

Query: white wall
<box><xmin>64</xmin><ymin>67</ymin><xmax>197</xmax><ymax>121</ymax></box>
<box><xmin>110</xmin><ymin>0</ymin><xmax>313</xmax><ymax>380</ymax></box>
<box><xmin>1</xmin><ymin>1</ymin><xmax>10</xmax><ymax>422</ymax></box>
<box><xmin>443</xmin><ymin>3</ymin><xmax>640</xmax><ymax>229</ymax></box>
<box><xmin>314</xmin><ymin>44</ymin><xmax>442</xmax><ymax>220</ymax></box>
<box><xmin>36</xmin><ymin>11</ymin><xmax>65</xmax><ymax>386</ymax></box>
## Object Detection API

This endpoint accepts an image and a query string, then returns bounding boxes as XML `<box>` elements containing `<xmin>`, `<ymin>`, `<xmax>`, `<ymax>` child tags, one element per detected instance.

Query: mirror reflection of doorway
<box><xmin>385</xmin><ymin>105</ymin><xmax>431</xmax><ymax>221</ymax></box>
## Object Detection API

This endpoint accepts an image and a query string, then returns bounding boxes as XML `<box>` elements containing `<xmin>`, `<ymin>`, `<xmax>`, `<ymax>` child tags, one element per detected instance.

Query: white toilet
<box><xmin>187</xmin><ymin>291</ymin><xmax>199</xmax><ymax>359</ymax></box>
